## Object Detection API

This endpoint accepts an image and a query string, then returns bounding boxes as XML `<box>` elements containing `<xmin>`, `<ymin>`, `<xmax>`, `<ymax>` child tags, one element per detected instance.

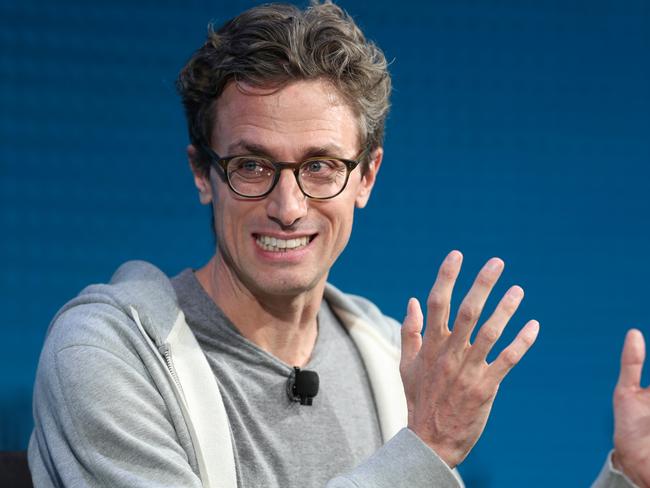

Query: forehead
<box><xmin>212</xmin><ymin>79</ymin><xmax>361</xmax><ymax>157</ymax></box>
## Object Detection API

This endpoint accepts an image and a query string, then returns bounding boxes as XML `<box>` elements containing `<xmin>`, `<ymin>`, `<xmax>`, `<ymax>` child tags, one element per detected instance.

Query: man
<box><xmin>28</xmin><ymin>2</ymin><xmax>648</xmax><ymax>487</ymax></box>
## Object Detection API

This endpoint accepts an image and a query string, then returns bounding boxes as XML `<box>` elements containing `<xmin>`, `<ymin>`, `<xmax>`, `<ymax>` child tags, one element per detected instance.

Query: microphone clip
<box><xmin>287</xmin><ymin>366</ymin><xmax>319</xmax><ymax>406</ymax></box>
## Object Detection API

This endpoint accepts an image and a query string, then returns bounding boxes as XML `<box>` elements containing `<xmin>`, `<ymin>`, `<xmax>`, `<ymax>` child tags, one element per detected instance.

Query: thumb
<box><xmin>616</xmin><ymin>329</ymin><xmax>645</xmax><ymax>390</ymax></box>
<box><xmin>400</xmin><ymin>298</ymin><xmax>424</xmax><ymax>369</ymax></box>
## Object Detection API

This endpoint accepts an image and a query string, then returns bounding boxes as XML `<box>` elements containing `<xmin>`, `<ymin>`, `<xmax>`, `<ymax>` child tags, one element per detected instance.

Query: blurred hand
<box><xmin>399</xmin><ymin>250</ymin><xmax>539</xmax><ymax>468</ymax></box>
<box><xmin>612</xmin><ymin>329</ymin><xmax>650</xmax><ymax>488</ymax></box>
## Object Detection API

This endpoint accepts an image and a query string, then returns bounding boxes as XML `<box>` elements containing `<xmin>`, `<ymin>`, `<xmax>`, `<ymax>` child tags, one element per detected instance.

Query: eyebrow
<box><xmin>225</xmin><ymin>140</ymin><xmax>349</xmax><ymax>160</ymax></box>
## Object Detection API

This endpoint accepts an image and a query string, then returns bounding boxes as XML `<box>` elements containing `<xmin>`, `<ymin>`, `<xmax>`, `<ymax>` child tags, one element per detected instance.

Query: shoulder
<box><xmin>46</xmin><ymin>260</ymin><xmax>179</xmax><ymax>349</ymax></box>
<box><xmin>35</xmin><ymin>260</ymin><xmax>183</xmax><ymax>391</ymax></box>
<box><xmin>32</xmin><ymin>261</ymin><xmax>185</xmax><ymax>444</ymax></box>
<box><xmin>324</xmin><ymin>282</ymin><xmax>401</xmax><ymax>349</ymax></box>
<box><xmin>30</xmin><ymin>261</ymin><xmax>203</xmax><ymax>485</ymax></box>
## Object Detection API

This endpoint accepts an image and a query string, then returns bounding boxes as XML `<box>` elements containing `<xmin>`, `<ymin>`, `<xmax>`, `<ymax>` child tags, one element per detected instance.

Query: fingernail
<box><xmin>508</xmin><ymin>286</ymin><xmax>524</xmax><ymax>300</ymax></box>
<box><xmin>486</xmin><ymin>258</ymin><xmax>502</xmax><ymax>271</ymax></box>
<box><xmin>448</xmin><ymin>250</ymin><xmax>462</xmax><ymax>263</ymax></box>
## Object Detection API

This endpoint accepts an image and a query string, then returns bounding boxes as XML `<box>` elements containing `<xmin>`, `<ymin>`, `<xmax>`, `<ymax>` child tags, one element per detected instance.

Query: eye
<box><xmin>306</xmin><ymin>160</ymin><xmax>326</xmax><ymax>173</ymax></box>
<box><xmin>240</xmin><ymin>159</ymin><xmax>265</xmax><ymax>173</ymax></box>
<box><xmin>302</xmin><ymin>159</ymin><xmax>343</xmax><ymax>177</ymax></box>
<box><xmin>229</xmin><ymin>157</ymin><xmax>274</xmax><ymax>179</ymax></box>
<box><xmin>301</xmin><ymin>159</ymin><xmax>347</xmax><ymax>184</ymax></box>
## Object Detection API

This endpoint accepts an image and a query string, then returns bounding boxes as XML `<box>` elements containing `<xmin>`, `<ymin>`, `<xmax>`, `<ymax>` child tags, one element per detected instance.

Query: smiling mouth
<box><xmin>254</xmin><ymin>234</ymin><xmax>315</xmax><ymax>252</ymax></box>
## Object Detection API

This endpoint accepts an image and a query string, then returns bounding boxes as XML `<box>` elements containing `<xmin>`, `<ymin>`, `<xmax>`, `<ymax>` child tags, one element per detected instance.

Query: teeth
<box><xmin>256</xmin><ymin>235</ymin><xmax>311</xmax><ymax>252</ymax></box>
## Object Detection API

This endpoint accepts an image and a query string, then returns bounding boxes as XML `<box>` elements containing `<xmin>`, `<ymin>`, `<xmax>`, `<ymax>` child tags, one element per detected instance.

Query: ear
<box><xmin>188</xmin><ymin>144</ymin><xmax>213</xmax><ymax>205</ymax></box>
<box><xmin>355</xmin><ymin>147</ymin><xmax>383</xmax><ymax>208</ymax></box>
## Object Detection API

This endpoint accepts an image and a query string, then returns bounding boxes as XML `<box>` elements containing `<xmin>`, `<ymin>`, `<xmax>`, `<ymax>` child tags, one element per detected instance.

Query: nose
<box><xmin>265</xmin><ymin>169</ymin><xmax>308</xmax><ymax>227</ymax></box>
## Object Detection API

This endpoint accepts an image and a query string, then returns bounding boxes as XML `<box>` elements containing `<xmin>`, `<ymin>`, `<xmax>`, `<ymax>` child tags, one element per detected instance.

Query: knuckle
<box><xmin>399</xmin><ymin>362</ymin><xmax>409</xmax><ymax>377</ymax></box>
<box><xmin>439</xmin><ymin>265</ymin><xmax>456</xmax><ymax>281</ymax></box>
<box><xmin>522</xmin><ymin>328</ymin><xmax>538</xmax><ymax>346</ymax></box>
<box><xmin>427</xmin><ymin>291</ymin><xmax>446</xmax><ymax>309</ymax></box>
<box><xmin>458</xmin><ymin>304</ymin><xmax>479</xmax><ymax>324</ymax></box>
<box><xmin>613</xmin><ymin>388</ymin><xmax>630</xmax><ymax>404</ymax></box>
<box><xmin>500</xmin><ymin>299</ymin><xmax>518</xmax><ymax>316</ymax></box>
<box><xmin>482</xmin><ymin>383</ymin><xmax>499</xmax><ymax>402</ymax></box>
<box><xmin>480</xmin><ymin>325</ymin><xmax>500</xmax><ymax>344</ymax></box>
<box><xmin>407</xmin><ymin>329</ymin><xmax>422</xmax><ymax>340</ymax></box>
<box><xmin>470</xmin><ymin>384</ymin><xmax>489</xmax><ymax>403</ymax></box>
<box><xmin>500</xmin><ymin>289</ymin><xmax>523</xmax><ymax>315</ymax></box>
<box><xmin>520</xmin><ymin>334</ymin><xmax>534</xmax><ymax>348</ymax></box>
<box><xmin>401</xmin><ymin>325</ymin><xmax>417</xmax><ymax>339</ymax></box>
<box><xmin>502</xmin><ymin>348</ymin><xmax>520</xmax><ymax>367</ymax></box>
<box><xmin>475</xmin><ymin>272</ymin><xmax>493</xmax><ymax>288</ymax></box>
<box><xmin>458</xmin><ymin>374</ymin><xmax>474</xmax><ymax>392</ymax></box>
<box><xmin>439</xmin><ymin>357</ymin><xmax>456</xmax><ymax>376</ymax></box>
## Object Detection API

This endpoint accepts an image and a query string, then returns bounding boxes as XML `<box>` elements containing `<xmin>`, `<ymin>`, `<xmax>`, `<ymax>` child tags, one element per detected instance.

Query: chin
<box><xmin>249</xmin><ymin>273</ymin><xmax>324</xmax><ymax>298</ymax></box>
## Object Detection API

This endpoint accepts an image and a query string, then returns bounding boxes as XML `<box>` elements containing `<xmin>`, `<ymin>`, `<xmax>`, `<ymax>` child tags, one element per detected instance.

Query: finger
<box><xmin>422</xmin><ymin>250</ymin><xmax>463</xmax><ymax>342</ymax></box>
<box><xmin>449</xmin><ymin>257</ymin><xmax>504</xmax><ymax>349</ymax></box>
<box><xmin>401</xmin><ymin>298</ymin><xmax>424</xmax><ymax>370</ymax></box>
<box><xmin>487</xmin><ymin>320</ymin><xmax>540</xmax><ymax>384</ymax></box>
<box><xmin>467</xmin><ymin>285</ymin><xmax>524</xmax><ymax>364</ymax></box>
<box><xmin>616</xmin><ymin>329</ymin><xmax>646</xmax><ymax>390</ymax></box>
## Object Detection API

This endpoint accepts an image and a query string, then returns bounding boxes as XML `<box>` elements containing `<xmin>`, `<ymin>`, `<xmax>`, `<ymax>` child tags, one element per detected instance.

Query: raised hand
<box><xmin>400</xmin><ymin>250</ymin><xmax>539</xmax><ymax>468</ymax></box>
<box><xmin>612</xmin><ymin>329</ymin><xmax>650</xmax><ymax>488</ymax></box>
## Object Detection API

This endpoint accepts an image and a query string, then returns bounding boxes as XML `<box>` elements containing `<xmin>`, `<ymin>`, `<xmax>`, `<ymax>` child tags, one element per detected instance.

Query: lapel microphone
<box><xmin>287</xmin><ymin>366</ymin><xmax>319</xmax><ymax>406</ymax></box>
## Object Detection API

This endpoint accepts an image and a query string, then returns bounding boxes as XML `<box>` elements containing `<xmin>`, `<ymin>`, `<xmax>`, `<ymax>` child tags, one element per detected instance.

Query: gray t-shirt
<box><xmin>172</xmin><ymin>270</ymin><xmax>383</xmax><ymax>488</ymax></box>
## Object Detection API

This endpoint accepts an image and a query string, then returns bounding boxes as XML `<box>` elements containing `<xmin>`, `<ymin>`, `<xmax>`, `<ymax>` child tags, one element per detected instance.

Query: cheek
<box><xmin>213</xmin><ymin>191</ymin><xmax>260</xmax><ymax>248</ymax></box>
<box><xmin>216</xmin><ymin>203</ymin><xmax>240</xmax><ymax>238</ymax></box>
<box><xmin>326</xmin><ymin>202</ymin><xmax>357</xmax><ymax>248</ymax></box>
<box><xmin>211</xmin><ymin>188</ymin><xmax>242</xmax><ymax>245</ymax></box>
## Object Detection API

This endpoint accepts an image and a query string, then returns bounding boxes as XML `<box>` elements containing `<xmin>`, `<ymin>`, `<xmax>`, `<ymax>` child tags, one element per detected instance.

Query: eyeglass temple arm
<box><xmin>197</xmin><ymin>143</ymin><xmax>229</xmax><ymax>180</ymax></box>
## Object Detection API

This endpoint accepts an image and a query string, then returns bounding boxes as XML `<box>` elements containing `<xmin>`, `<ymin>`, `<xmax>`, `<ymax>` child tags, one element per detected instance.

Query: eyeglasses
<box><xmin>201</xmin><ymin>144</ymin><xmax>366</xmax><ymax>200</ymax></box>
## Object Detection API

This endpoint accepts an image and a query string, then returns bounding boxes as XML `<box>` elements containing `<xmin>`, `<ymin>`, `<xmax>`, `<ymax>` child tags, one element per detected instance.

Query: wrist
<box><xmin>407</xmin><ymin>428</ymin><xmax>462</xmax><ymax>469</ymax></box>
<box><xmin>427</xmin><ymin>444</ymin><xmax>460</xmax><ymax>469</ymax></box>
<box><xmin>611</xmin><ymin>450</ymin><xmax>649</xmax><ymax>488</ymax></box>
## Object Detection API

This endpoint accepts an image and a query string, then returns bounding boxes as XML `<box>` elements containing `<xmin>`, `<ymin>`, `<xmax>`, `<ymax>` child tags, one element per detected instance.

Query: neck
<box><xmin>194</xmin><ymin>254</ymin><xmax>325</xmax><ymax>367</ymax></box>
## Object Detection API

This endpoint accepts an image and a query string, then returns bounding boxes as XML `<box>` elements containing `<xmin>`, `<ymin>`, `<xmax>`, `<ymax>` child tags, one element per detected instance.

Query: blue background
<box><xmin>1</xmin><ymin>0</ymin><xmax>649</xmax><ymax>486</ymax></box>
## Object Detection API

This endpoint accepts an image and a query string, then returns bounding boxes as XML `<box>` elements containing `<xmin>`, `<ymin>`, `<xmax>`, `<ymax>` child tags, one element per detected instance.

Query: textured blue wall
<box><xmin>1</xmin><ymin>1</ymin><xmax>649</xmax><ymax>486</ymax></box>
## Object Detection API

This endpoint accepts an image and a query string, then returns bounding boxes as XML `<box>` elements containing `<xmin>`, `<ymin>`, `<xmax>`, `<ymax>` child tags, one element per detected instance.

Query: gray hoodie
<box><xmin>28</xmin><ymin>261</ymin><xmax>463</xmax><ymax>487</ymax></box>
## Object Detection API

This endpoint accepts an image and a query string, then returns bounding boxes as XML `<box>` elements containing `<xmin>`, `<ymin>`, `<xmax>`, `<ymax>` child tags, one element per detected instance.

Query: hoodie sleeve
<box><xmin>591</xmin><ymin>452</ymin><xmax>639</xmax><ymax>488</ymax></box>
<box><xmin>28</xmin><ymin>306</ymin><xmax>203</xmax><ymax>488</ymax></box>
<box><xmin>326</xmin><ymin>428</ymin><xmax>463</xmax><ymax>488</ymax></box>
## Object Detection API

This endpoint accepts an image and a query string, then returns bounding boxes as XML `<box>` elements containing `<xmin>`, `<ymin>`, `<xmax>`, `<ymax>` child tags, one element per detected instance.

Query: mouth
<box><xmin>254</xmin><ymin>234</ymin><xmax>316</xmax><ymax>253</ymax></box>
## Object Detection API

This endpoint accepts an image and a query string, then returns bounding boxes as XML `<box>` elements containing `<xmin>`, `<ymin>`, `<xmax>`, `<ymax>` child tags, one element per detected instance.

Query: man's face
<box><xmin>191</xmin><ymin>79</ymin><xmax>381</xmax><ymax>298</ymax></box>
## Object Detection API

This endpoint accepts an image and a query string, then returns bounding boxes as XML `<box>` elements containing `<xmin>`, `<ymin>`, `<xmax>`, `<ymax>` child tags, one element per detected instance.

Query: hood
<box><xmin>48</xmin><ymin>260</ymin><xmax>181</xmax><ymax>347</ymax></box>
